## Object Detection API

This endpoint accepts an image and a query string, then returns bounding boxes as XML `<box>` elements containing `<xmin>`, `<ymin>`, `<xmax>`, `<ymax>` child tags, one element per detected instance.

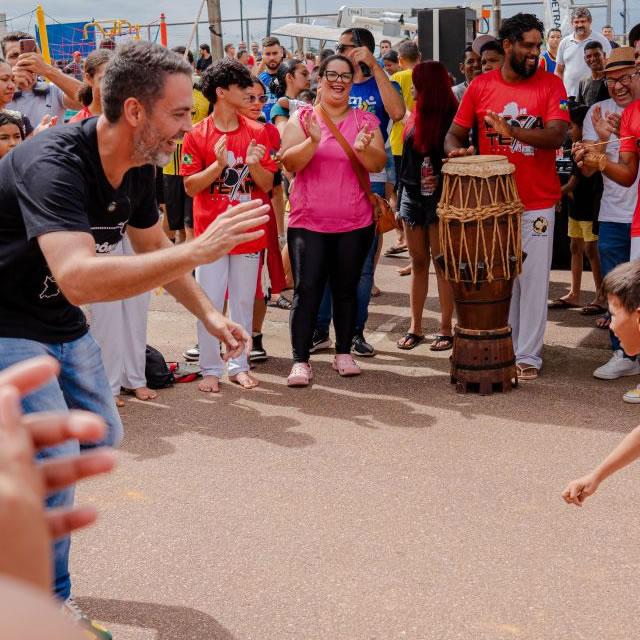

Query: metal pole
<box><xmin>622</xmin><ymin>0</ymin><xmax>628</xmax><ymax>41</ymax></box>
<box><xmin>207</xmin><ymin>0</ymin><xmax>224</xmax><ymax>59</ymax></box>
<box><xmin>266</xmin><ymin>0</ymin><xmax>273</xmax><ymax>36</ymax></box>
<box><xmin>492</xmin><ymin>0</ymin><xmax>501</xmax><ymax>35</ymax></box>
<box><xmin>240</xmin><ymin>0</ymin><xmax>244</xmax><ymax>41</ymax></box>
<box><xmin>606</xmin><ymin>0</ymin><xmax>611</xmax><ymax>26</ymax></box>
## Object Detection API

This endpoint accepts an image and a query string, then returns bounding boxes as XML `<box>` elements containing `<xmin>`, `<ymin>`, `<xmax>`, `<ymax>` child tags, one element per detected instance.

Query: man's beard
<box><xmin>266</xmin><ymin>59</ymin><xmax>281</xmax><ymax>71</ymax></box>
<box><xmin>132</xmin><ymin>120</ymin><xmax>173</xmax><ymax>167</ymax></box>
<box><xmin>510</xmin><ymin>52</ymin><xmax>538</xmax><ymax>79</ymax></box>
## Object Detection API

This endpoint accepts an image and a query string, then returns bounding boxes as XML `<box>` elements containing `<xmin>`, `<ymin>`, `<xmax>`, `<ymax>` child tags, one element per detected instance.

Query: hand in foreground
<box><xmin>562</xmin><ymin>473</ymin><xmax>600</xmax><ymax>507</ymax></box>
<box><xmin>351</xmin><ymin>46</ymin><xmax>378</xmax><ymax>70</ymax></box>
<box><xmin>203</xmin><ymin>311</ymin><xmax>251</xmax><ymax>360</ymax></box>
<box><xmin>33</xmin><ymin>115</ymin><xmax>58</xmax><ymax>136</ymax></box>
<box><xmin>14</xmin><ymin>52</ymin><xmax>51</xmax><ymax>78</ymax></box>
<box><xmin>195</xmin><ymin>199</ymin><xmax>270</xmax><ymax>263</ymax></box>
<box><xmin>447</xmin><ymin>145</ymin><xmax>475</xmax><ymax>158</ymax></box>
<box><xmin>0</xmin><ymin>356</ymin><xmax>116</xmax><ymax>591</ymax></box>
<box><xmin>354</xmin><ymin>123</ymin><xmax>373</xmax><ymax>152</ymax></box>
<box><xmin>484</xmin><ymin>110</ymin><xmax>513</xmax><ymax>138</ymax></box>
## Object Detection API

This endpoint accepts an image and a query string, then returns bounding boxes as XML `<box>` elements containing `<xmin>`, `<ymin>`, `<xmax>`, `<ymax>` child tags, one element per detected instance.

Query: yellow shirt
<box><xmin>163</xmin><ymin>88</ymin><xmax>211</xmax><ymax>175</ymax></box>
<box><xmin>389</xmin><ymin>69</ymin><xmax>414</xmax><ymax>157</ymax></box>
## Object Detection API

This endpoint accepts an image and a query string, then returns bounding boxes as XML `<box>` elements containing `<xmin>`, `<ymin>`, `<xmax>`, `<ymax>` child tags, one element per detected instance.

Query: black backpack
<box><xmin>145</xmin><ymin>345</ymin><xmax>175</xmax><ymax>389</ymax></box>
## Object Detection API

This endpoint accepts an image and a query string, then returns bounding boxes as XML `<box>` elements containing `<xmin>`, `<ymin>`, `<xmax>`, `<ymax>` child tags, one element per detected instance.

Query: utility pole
<box><xmin>492</xmin><ymin>0</ymin><xmax>501</xmax><ymax>35</ymax></box>
<box><xmin>266</xmin><ymin>0</ymin><xmax>273</xmax><ymax>37</ymax></box>
<box><xmin>207</xmin><ymin>0</ymin><xmax>224</xmax><ymax>59</ymax></box>
<box><xmin>621</xmin><ymin>0</ymin><xmax>628</xmax><ymax>41</ymax></box>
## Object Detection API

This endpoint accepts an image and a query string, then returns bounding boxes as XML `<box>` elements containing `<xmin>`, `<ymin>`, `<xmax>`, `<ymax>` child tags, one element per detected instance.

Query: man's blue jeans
<box><xmin>316</xmin><ymin>182</ymin><xmax>384</xmax><ymax>335</ymax></box>
<box><xmin>598</xmin><ymin>221</ymin><xmax>632</xmax><ymax>354</ymax></box>
<box><xmin>0</xmin><ymin>332</ymin><xmax>123</xmax><ymax>600</ymax></box>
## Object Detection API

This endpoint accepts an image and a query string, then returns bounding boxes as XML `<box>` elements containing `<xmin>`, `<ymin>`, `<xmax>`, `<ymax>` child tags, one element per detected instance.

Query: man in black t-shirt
<box><xmin>0</xmin><ymin>41</ymin><xmax>268</xmax><ymax>638</ymax></box>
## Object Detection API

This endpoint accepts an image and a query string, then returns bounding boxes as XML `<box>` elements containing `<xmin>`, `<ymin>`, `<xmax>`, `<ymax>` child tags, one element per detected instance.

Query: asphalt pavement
<box><xmin>72</xmin><ymin>241</ymin><xmax>640</xmax><ymax>640</ymax></box>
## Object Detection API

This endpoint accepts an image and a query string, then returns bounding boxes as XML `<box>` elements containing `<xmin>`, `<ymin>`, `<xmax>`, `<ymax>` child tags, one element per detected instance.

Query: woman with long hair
<box><xmin>69</xmin><ymin>49</ymin><xmax>112</xmax><ymax>122</ymax></box>
<box><xmin>396</xmin><ymin>61</ymin><xmax>456</xmax><ymax>351</ymax></box>
<box><xmin>269</xmin><ymin>58</ymin><xmax>311</xmax><ymax>135</ymax></box>
<box><xmin>281</xmin><ymin>54</ymin><xmax>386</xmax><ymax>386</ymax></box>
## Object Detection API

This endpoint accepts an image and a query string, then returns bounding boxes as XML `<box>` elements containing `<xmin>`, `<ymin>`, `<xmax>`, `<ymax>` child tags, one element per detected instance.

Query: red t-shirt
<box><xmin>69</xmin><ymin>106</ymin><xmax>94</xmax><ymax>122</ymax></box>
<box><xmin>619</xmin><ymin>101</ymin><xmax>640</xmax><ymax>237</ymax></box>
<box><xmin>181</xmin><ymin>115</ymin><xmax>276</xmax><ymax>254</ymax></box>
<box><xmin>454</xmin><ymin>69</ymin><xmax>569</xmax><ymax>211</ymax></box>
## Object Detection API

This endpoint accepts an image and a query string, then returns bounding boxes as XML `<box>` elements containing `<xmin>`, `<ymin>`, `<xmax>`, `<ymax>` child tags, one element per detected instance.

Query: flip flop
<box><xmin>580</xmin><ymin>303</ymin><xmax>607</xmax><ymax>316</ymax></box>
<box><xmin>397</xmin><ymin>333</ymin><xmax>425</xmax><ymax>350</ymax></box>
<box><xmin>384</xmin><ymin>245</ymin><xmax>408</xmax><ymax>257</ymax></box>
<box><xmin>548</xmin><ymin>298</ymin><xmax>580</xmax><ymax>309</ymax></box>
<box><xmin>517</xmin><ymin>364</ymin><xmax>539</xmax><ymax>380</ymax></box>
<box><xmin>596</xmin><ymin>312</ymin><xmax>611</xmax><ymax>330</ymax></box>
<box><xmin>430</xmin><ymin>335</ymin><xmax>454</xmax><ymax>351</ymax></box>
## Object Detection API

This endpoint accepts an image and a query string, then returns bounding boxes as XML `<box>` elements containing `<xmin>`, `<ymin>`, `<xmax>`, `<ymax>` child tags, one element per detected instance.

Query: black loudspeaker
<box><xmin>416</xmin><ymin>8</ymin><xmax>477</xmax><ymax>84</ymax></box>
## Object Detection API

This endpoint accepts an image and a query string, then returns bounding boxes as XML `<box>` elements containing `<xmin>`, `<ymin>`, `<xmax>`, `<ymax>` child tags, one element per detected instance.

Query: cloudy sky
<box><xmin>6</xmin><ymin>0</ymin><xmax>636</xmax><ymax>51</ymax></box>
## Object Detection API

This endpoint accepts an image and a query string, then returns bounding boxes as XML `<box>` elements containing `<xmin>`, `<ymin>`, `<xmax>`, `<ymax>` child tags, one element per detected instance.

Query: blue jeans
<box><xmin>598</xmin><ymin>221</ymin><xmax>632</xmax><ymax>354</ymax></box>
<box><xmin>0</xmin><ymin>332</ymin><xmax>123</xmax><ymax>600</ymax></box>
<box><xmin>317</xmin><ymin>182</ymin><xmax>384</xmax><ymax>335</ymax></box>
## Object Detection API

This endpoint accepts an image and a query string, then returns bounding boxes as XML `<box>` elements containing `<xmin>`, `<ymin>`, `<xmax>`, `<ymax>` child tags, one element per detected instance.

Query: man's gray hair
<box><xmin>571</xmin><ymin>7</ymin><xmax>592</xmax><ymax>21</ymax></box>
<box><xmin>102</xmin><ymin>41</ymin><xmax>192</xmax><ymax>123</ymax></box>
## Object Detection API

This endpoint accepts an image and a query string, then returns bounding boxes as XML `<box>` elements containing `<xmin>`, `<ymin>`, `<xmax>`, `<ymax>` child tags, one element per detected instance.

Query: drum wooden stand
<box><xmin>437</xmin><ymin>156</ymin><xmax>524</xmax><ymax>395</ymax></box>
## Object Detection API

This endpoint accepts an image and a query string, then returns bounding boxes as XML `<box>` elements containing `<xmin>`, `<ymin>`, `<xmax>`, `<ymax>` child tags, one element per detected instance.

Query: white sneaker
<box><xmin>593</xmin><ymin>350</ymin><xmax>640</xmax><ymax>380</ymax></box>
<box><xmin>623</xmin><ymin>385</ymin><xmax>640</xmax><ymax>404</ymax></box>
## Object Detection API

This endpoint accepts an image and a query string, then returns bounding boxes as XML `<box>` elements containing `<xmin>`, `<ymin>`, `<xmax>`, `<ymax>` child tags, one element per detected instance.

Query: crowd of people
<box><xmin>2</xmin><ymin>10</ymin><xmax>640</xmax><ymax>638</ymax></box>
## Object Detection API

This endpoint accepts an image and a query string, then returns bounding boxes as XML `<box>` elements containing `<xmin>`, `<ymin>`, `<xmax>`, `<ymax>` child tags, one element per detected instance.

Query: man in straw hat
<box><xmin>575</xmin><ymin>47</ymin><xmax>640</xmax><ymax>397</ymax></box>
<box><xmin>445</xmin><ymin>13</ymin><xmax>569</xmax><ymax>381</ymax></box>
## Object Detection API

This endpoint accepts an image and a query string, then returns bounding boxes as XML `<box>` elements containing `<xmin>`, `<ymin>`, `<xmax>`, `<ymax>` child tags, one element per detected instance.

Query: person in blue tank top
<box><xmin>257</xmin><ymin>36</ymin><xmax>284</xmax><ymax>122</ymax></box>
<box><xmin>540</xmin><ymin>27</ymin><xmax>561</xmax><ymax>73</ymax></box>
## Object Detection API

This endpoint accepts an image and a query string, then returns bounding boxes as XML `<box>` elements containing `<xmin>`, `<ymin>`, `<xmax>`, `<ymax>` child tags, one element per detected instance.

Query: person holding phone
<box><xmin>1</xmin><ymin>32</ymin><xmax>83</xmax><ymax>125</ymax></box>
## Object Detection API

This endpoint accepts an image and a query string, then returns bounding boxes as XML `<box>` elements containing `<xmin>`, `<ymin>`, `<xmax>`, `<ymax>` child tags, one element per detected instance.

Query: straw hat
<box><xmin>604</xmin><ymin>47</ymin><xmax>636</xmax><ymax>73</ymax></box>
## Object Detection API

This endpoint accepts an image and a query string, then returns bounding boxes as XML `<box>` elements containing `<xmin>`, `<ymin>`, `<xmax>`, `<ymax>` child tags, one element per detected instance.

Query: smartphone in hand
<box><xmin>19</xmin><ymin>38</ymin><xmax>37</xmax><ymax>54</ymax></box>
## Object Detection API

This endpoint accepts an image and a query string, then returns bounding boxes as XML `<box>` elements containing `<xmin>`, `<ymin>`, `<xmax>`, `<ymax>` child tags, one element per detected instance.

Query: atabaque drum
<box><xmin>436</xmin><ymin>155</ymin><xmax>524</xmax><ymax>394</ymax></box>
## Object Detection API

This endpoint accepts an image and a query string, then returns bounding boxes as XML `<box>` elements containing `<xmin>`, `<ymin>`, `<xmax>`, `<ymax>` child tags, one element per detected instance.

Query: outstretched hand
<box><xmin>0</xmin><ymin>356</ymin><xmax>116</xmax><ymax>591</ymax></box>
<box><xmin>562</xmin><ymin>473</ymin><xmax>600</xmax><ymax>507</ymax></box>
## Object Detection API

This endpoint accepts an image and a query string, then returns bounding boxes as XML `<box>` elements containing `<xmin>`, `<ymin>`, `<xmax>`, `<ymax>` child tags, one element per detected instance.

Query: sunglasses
<box><xmin>247</xmin><ymin>94</ymin><xmax>269</xmax><ymax>104</ymax></box>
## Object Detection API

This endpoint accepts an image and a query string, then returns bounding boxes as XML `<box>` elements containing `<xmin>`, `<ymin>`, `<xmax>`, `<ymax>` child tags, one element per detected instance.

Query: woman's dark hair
<box><xmin>411</xmin><ymin>61</ymin><xmax>458</xmax><ymax>155</ymax></box>
<box><xmin>498</xmin><ymin>13</ymin><xmax>544</xmax><ymax>43</ymax></box>
<box><xmin>201</xmin><ymin>58</ymin><xmax>253</xmax><ymax>104</ymax></box>
<box><xmin>269</xmin><ymin>58</ymin><xmax>303</xmax><ymax>98</ymax></box>
<box><xmin>383</xmin><ymin>50</ymin><xmax>399</xmax><ymax>63</ymax></box>
<box><xmin>318</xmin><ymin>54</ymin><xmax>355</xmax><ymax>78</ymax></box>
<box><xmin>250</xmin><ymin>75</ymin><xmax>266</xmax><ymax>92</ymax></box>
<box><xmin>172</xmin><ymin>46</ymin><xmax>194</xmax><ymax>65</ymax></box>
<box><xmin>77</xmin><ymin>49</ymin><xmax>113</xmax><ymax>107</ymax></box>
<box><xmin>0</xmin><ymin>109</ymin><xmax>26</xmax><ymax>139</ymax></box>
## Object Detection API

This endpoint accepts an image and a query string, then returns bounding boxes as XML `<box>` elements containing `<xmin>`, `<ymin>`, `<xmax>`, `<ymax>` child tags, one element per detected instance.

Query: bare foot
<box><xmin>114</xmin><ymin>396</ymin><xmax>125</xmax><ymax>408</ymax></box>
<box><xmin>398</xmin><ymin>264</ymin><xmax>411</xmax><ymax>276</ymax></box>
<box><xmin>229</xmin><ymin>371</ymin><xmax>259</xmax><ymax>389</ymax></box>
<box><xmin>198</xmin><ymin>375</ymin><xmax>220</xmax><ymax>393</ymax></box>
<box><xmin>133</xmin><ymin>386</ymin><xmax>158</xmax><ymax>401</ymax></box>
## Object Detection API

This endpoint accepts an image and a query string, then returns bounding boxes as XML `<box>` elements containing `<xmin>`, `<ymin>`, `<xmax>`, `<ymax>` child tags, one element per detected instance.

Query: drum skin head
<box><xmin>443</xmin><ymin>155</ymin><xmax>515</xmax><ymax>176</ymax></box>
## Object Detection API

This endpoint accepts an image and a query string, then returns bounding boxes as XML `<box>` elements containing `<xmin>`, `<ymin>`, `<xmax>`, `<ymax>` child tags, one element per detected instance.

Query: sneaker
<box><xmin>183</xmin><ymin>344</ymin><xmax>199</xmax><ymax>361</ymax></box>
<box><xmin>249</xmin><ymin>333</ymin><xmax>268</xmax><ymax>362</ymax></box>
<box><xmin>593</xmin><ymin>350</ymin><xmax>640</xmax><ymax>380</ymax></box>
<box><xmin>351</xmin><ymin>333</ymin><xmax>375</xmax><ymax>358</ymax></box>
<box><xmin>287</xmin><ymin>362</ymin><xmax>313</xmax><ymax>387</ymax></box>
<box><xmin>623</xmin><ymin>386</ymin><xmax>640</xmax><ymax>404</ymax></box>
<box><xmin>62</xmin><ymin>597</ymin><xmax>112</xmax><ymax>640</ymax></box>
<box><xmin>309</xmin><ymin>329</ymin><xmax>332</xmax><ymax>353</ymax></box>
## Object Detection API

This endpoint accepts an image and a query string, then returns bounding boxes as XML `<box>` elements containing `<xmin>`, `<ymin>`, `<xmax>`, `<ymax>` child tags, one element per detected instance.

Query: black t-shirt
<box><xmin>577</xmin><ymin>77</ymin><xmax>609</xmax><ymax>108</ymax></box>
<box><xmin>0</xmin><ymin>117</ymin><xmax>159</xmax><ymax>343</ymax></box>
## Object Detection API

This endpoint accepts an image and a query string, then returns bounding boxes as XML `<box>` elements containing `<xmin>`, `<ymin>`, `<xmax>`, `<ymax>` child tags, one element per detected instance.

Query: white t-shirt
<box><xmin>582</xmin><ymin>97</ymin><xmax>639</xmax><ymax>224</ymax></box>
<box><xmin>557</xmin><ymin>32</ymin><xmax>611</xmax><ymax>98</ymax></box>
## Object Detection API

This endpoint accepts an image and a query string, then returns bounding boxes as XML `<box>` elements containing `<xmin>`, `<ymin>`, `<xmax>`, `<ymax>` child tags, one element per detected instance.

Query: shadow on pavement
<box><xmin>76</xmin><ymin>597</ymin><xmax>237</xmax><ymax>639</ymax></box>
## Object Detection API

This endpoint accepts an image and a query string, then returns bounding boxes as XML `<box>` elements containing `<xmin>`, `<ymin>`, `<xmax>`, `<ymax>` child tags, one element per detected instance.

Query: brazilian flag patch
<box><xmin>559</xmin><ymin>99</ymin><xmax>568</xmax><ymax>111</ymax></box>
<box><xmin>182</xmin><ymin>153</ymin><xmax>193</xmax><ymax>165</ymax></box>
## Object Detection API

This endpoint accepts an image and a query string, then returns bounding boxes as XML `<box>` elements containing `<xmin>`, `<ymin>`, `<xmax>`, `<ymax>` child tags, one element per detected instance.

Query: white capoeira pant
<box><xmin>509</xmin><ymin>207</ymin><xmax>555</xmax><ymax>370</ymax></box>
<box><xmin>90</xmin><ymin>234</ymin><xmax>151</xmax><ymax>395</ymax></box>
<box><xmin>196</xmin><ymin>252</ymin><xmax>260</xmax><ymax>379</ymax></box>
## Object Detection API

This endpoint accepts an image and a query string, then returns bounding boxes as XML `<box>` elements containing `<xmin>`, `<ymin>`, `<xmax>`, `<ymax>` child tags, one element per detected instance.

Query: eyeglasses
<box><xmin>335</xmin><ymin>44</ymin><xmax>355</xmax><ymax>54</ymax></box>
<box><xmin>605</xmin><ymin>72</ymin><xmax>638</xmax><ymax>87</ymax></box>
<box><xmin>323</xmin><ymin>70</ymin><xmax>354</xmax><ymax>83</ymax></box>
<box><xmin>247</xmin><ymin>94</ymin><xmax>269</xmax><ymax>104</ymax></box>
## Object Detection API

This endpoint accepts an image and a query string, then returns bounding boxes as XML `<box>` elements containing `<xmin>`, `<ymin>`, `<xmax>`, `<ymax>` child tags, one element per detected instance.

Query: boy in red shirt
<box><xmin>182</xmin><ymin>59</ymin><xmax>276</xmax><ymax>392</ymax></box>
<box><xmin>445</xmin><ymin>13</ymin><xmax>569</xmax><ymax>381</ymax></box>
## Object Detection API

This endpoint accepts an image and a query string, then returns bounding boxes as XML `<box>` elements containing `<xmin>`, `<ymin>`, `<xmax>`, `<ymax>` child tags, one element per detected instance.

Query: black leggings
<box><xmin>288</xmin><ymin>225</ymin><xmax>375</xmax><ymax>363</ymax></box>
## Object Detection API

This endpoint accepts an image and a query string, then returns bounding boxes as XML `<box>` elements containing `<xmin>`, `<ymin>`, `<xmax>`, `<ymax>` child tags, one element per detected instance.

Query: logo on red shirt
<box><xmin>485</xmin><ymin>101</ymin><xmax>544</xmax><ymax>157</ymax></box>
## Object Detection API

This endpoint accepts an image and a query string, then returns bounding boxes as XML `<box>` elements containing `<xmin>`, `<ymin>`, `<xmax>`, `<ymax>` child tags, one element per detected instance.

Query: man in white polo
<box><xmin>556</xmin><ymin>7</ymin><xmax>611</xmax><ymax>98</ymax></box>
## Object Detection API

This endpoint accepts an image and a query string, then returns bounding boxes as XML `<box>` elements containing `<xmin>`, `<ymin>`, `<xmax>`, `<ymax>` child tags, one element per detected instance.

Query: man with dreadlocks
<box><xmin>445</xmin><ymin>13</ymin><xmax>569</xmax><ymax>381</ymax></box>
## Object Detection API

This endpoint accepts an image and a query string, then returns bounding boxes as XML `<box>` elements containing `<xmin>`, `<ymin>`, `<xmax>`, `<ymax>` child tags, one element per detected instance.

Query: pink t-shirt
<box><xmin>288</xmin><ymin>106</ymin><xmax>379</xmax><ymax>233</ymax></box>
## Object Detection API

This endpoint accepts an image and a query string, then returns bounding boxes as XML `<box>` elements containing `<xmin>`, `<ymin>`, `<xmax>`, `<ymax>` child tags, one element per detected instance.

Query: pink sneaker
<box><xmin>332</xmin><ymin>354</ymin><xmax>361</xmax><ymax>376</ymax></box>
<box><xmin>287</xmin><ymin>362</ymin><xmax>313</xmax><ymax>387</ymax></box>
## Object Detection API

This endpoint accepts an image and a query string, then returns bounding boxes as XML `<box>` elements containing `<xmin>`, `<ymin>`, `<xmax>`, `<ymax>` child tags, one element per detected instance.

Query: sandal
<box><xmin>580</xmin><ymin>303</ymin><xmax>607</xmax><ymax>316</ymax></box>
<box><xmin>548</xmin><ymin>298</ymin><xmax>580</xmax><ymax>309</ymax></box>
<box><xmin>516</xmin><ymin>364</ymin><xmax>539</xmax><ymax>381</ymax></box>
<box><xmin>430</xmin><ymin>335</ymin><xmax>454</xmax><ymax>351</ymax></box>
<box><xmin>397</xmin><ymin>333</ymin><xmax>425</xmax><ymax>350</ymax></box>
<box><xmin>114</xmin><ymin>396</ymin><xmax>125</xmax><ymax>408</ymax></box>
<box><xmin>332</xmin><ymin>354</ymin><xmax>361</xmax><ymax>377</ymax></box>
<box><xmin>596</xmin><ymin>312</ymin><xmax>611</xmax><ymax>330</ymax></box>
<box><xmin>384</xmin><ymin>244</ymin><xmax>408</xmax><ymax>257</ymax></box>
<box><xmin>275</xmin><ymin>295</ymin><xmax>292</xmax><ymax>310</ymax></box>
<box><xmin>287</xmin><ymin>362</ymin><xmax>313</xmax><ymax>387</ymax></box>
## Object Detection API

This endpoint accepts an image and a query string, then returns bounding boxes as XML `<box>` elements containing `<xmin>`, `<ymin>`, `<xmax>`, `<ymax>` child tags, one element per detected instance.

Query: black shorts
<box><xmin>398</xmin><ymin>189</ymin><xmax>437</xmax><ymax>228</ymax></box>
<box><xmin>162</xmin><ymin>174</ymin><xmax>193</xmax><ymax>230</ymax></box>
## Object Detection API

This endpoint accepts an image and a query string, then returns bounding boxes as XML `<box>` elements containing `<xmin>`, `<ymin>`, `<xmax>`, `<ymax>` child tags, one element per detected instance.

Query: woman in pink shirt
<box><xmin>281</xmin><ymin>54</ymin><xmax>386</xmax><ymax>386</ymax></box>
